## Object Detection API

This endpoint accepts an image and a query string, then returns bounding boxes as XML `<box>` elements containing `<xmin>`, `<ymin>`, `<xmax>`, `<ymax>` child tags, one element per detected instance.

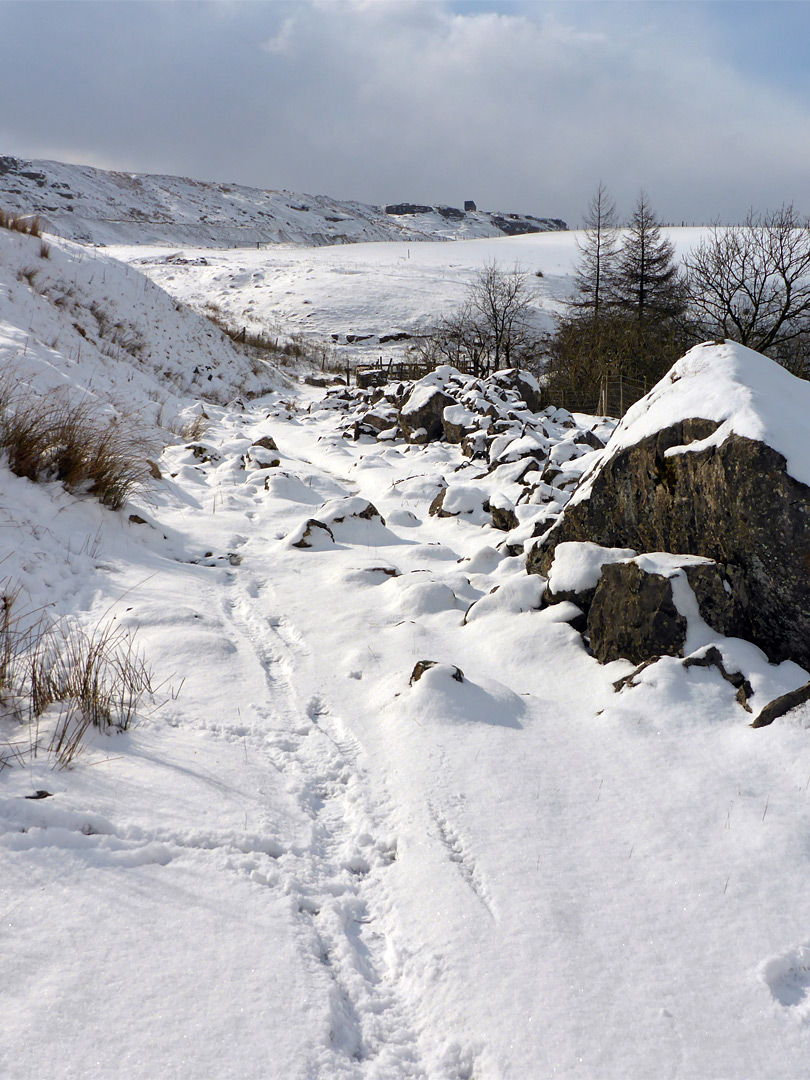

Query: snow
<box><xmin>574</xmin><ymin>340</ymin><xmax>810</xmax><ymax>502</ymax></box>
<box><xmin>546</xmin><ymin>540</ymin><xmax>639</xmax><ymax>594</ymax></box>
<box><xmin>0</xmin><ymin>156</ymin><xmax>565</xmax><ymax>249</ymax></box>
<box><xmin>2</xmin><ymin>219</ymin><xmax>810</xmax><ymax>1079</ymax></box>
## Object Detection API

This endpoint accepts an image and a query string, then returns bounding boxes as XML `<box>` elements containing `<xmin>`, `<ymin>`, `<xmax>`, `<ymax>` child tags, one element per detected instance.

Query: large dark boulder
<box><xmin>530</xmin><ymin>422</ymin><xmax>810</xmax><ymax>665</ymax></box>
<box><xmin>586</xmin><ymin>558</ymin><xmax>743</xmax><ymax>665</ymax></box>
<box><xmin>399</xmin><ymin>385</ymin><xmax>457</xmax><ymax>443</ymax></box>
<box><xmin>528</xmin><ymin>340</ymin><xmax>810</xmax><ymax>668</ymax></box>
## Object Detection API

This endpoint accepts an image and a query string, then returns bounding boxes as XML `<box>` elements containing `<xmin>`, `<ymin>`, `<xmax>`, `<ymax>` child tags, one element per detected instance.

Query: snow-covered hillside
<box><xmin>0</xmin><ymin>156</ymin><xmax>566</xmax><ymax>248</ymax></box>
<box><xmin>111</xmin><ymin>228</ymin><xmax>708</xmax><ymax>366</ymax></box>
<box><xmin>3</xmin><ymin>219</ymin><xmax>810</xmax><ymax>1078</ymax></box>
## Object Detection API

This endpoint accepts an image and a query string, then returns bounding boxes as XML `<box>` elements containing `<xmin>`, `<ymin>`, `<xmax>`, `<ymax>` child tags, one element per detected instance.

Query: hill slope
<box><xmin>0</xmin><ymin>156</ymin><xmax>566</xmax><ymax>248</ymax></box>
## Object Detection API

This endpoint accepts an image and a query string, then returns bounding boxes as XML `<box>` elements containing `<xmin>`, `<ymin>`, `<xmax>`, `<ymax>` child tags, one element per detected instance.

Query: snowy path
<box><xmin>5</xmin><ymin>385</ymin><xmax>810</xmax><ymax>1078</ymax></box>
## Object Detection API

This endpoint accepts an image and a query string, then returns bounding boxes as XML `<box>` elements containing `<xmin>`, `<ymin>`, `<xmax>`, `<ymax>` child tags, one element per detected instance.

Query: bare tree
<box><xmin>468</xmin><ymin>261</ymin><xmax>533</xmax><ymax>372</ymax></box>
<box><xmin>683</xmin><ymin>206</ymin><xmax>810</xmax><ymax>368</ymax></box>
<box><xmin>574</xmin><ymin>181</ymin><xmax>619</xmax><ymax>317</ymax></box>
<box><xmin>412</xmin><ymin>302</ymin><xmax>488</xmax><ymax>376</ymax></box>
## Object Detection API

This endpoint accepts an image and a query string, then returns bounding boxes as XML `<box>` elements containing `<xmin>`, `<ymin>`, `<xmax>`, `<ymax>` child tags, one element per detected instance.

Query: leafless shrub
<box><xmin>39</xmin><ymin>241</ymin><xmax>51</xmax><ymax>259</ymax></box>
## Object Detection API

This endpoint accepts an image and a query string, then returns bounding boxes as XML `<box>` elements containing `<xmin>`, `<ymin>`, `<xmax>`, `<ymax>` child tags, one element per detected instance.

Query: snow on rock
<box><xmin>577</xmin><ymin>340</ymin><xmax>810</xmax><ymax>495</ymax></box>
<box><xmin>546</xmin><ymin>540</ymin><xmax>638</xmax><ymax>600</ymax></box>
<box><xmin>530</xmin><ymin>342</ymin><xmax>810</xmax><ymax>671</ymax></box>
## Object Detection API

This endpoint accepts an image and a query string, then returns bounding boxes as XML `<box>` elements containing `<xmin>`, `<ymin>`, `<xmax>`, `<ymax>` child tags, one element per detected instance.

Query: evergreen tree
<box><xmin>612</xmin><ymin>192</ymin><xmax>682</xmax><ymax>324</ymax></box>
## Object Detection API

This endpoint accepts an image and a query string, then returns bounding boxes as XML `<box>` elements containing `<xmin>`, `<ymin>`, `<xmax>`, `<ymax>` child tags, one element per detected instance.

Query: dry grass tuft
<box><xmin>0</xmin><ymin>208</ymin><xmax>43</xmax><ymax>237</ymax></box>
<box><xmin>0</xmin><ymin>388</ymin><xmax>153</xmax><ymax>510</ymax></box>
<box><xmin>0</xmin><ymin>587</ymin><xmax>154</xmax><ymax>768</ymax></box>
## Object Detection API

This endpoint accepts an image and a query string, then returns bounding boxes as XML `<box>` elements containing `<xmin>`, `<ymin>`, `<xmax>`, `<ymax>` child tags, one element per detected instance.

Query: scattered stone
<box><xmin>682</xmin><ymin>646</ymin><xmax>753</xmax><ymax>711</ymax></box>
<box><xmin>291</xmin><ymin>519</ymin><xmax>335</xmax><ymax>549</ymax></box>
<box><xmin>400</xmin><ymin>385</ymin><xmax>457</xmax><ymax>443</ymax></box>
<box><xmin>752</xmin><ymin>681</ymin><xmax>810</xmax><ymax>729</ymax></box>
<box><xmin>185</xmin><ymin>443</ymin><xmax>220</xmax><ymax>464</ymax></box>
<box><xmin>410</xmin><ymin>660</ymin><xmax>464</xmax><ymax>685</ymax></box>
<box><xmin>489</xmin><ymin>496</ymin><xmax>519</xmax><ymax>532</ymax></box>
<box><xmin>146</xmin><ymin>459</ymin><xmax>162</xmax><ymax>480</ymax></box>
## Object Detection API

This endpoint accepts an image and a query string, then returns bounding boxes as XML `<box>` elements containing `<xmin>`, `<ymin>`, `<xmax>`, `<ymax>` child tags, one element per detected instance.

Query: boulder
<box><xmin>399</xmin><ymin>385</ymin><xmax>457</xmax><ymax>443</ymax></box>
<box><xmin>460</xmin><ymin>430</ymin><xmax>488</xmax><ymax>460</ymax></box>
<box><xmin>752</xmin><ymin>681</ymin><xmax>810</xmax><ymax>728</ymax></box>
<box><xmin>356</xmin><ymin>368</ymin><xmax>386</xmax><ymax>390</ymax></box>
<box><xmin>290</xmin><ymin>519</ymin><xmax>335</xmax><ymax>549</ymax></box>
<box><xmin>442</xmin><ymin>404</ymin><xmax>479</xmax><ymax>444</ymax></box>
<box><xmin>529</xmin><ymin>343</ymin><xmax>810</xmax><ymax>668</ymax></box>
<box><xmin>588</xmin><ymin>562</ymin><xmax>683</xmax><ymax>664</ymax></box>
<box><xmin>488</xmin><ymin>369</ymin><xmax>543</xmax><ymax>413</ymax></box>
<box><xmin>488</xmin><ymin>495</ymin><xmax>519</xmax><ymax>532</ymax></box>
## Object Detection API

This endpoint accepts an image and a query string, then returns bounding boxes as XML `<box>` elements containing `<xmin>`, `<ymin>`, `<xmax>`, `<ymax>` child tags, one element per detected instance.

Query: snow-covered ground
<box><xmin>3</xmin><ymin>223</ymin><xmax>810</xmax><ymax>1079</ymax></box>
<box><xmin>109</xmin><ymin>229</ymin><xmax>709</xmax><ymax>366</ymax></box>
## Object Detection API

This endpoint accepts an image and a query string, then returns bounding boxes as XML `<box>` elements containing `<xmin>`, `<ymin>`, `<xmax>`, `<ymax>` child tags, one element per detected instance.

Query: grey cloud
<box><xmin>1</xmin><ymin>1</ymin><xmax>809</xmax><ymax>225</ymax></box>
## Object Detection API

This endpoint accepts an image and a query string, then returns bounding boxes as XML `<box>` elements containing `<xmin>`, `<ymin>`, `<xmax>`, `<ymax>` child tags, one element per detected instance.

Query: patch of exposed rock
<box><xmin>529</xmin><ymin>343</ymin><xmax>810</xmax><ymax>669</ymax></box>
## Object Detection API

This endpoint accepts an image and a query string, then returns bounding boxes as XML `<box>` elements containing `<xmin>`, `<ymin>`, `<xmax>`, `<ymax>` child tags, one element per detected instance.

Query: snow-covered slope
<box><xmin>3</xmin><ymin>223</ymin><xmax>810</xmax><ymax>1078</ymax></box>
<box><xmin>109</xmin><ymin>228</ymin><xmax>709</xmax><ymax>366</ymax></box>
<box><xmin>0</xmin><ymin>156</ymin><xmax>566</xmax><ymax>248</ymax></box>
<box><xmin>0</xmin><ymin>226</ymin><xmax>285</xmax><ymax>417</ymax></box>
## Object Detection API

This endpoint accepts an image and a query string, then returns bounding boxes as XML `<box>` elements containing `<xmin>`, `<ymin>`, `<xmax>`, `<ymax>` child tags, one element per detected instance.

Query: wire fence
<box><xmin>548</xmin><ymin>373</ymin><xmax>650</xmax><ymax>418</ymax></box>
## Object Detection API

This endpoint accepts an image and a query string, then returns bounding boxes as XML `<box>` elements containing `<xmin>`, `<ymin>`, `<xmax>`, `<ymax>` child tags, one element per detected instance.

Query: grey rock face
<box><xmin>399</xmin><ymin>388</ymin><xmax>457</xmax><ymax>443</ymax></box>
<box><xmin>530</xmin><ymin>421</ymin><xmax>810</xmax><ymax>667</ymax></box>
<box><xmin>587</xmin><ymin>562</ymin><xmax>686</xmax><ymax>664</ymax></box>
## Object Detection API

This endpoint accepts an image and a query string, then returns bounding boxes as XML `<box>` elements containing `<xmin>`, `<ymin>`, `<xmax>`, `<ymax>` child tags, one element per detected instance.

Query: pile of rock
<box><xmin>310</xmin><ymin>365</ymin><xmax>615</xmax><ymax>542</ymax></box>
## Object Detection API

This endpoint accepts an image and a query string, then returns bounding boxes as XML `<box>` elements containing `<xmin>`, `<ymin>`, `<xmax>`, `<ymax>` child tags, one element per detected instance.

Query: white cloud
<box><xmin>262</xmin><ymin>17</ymin><xmax>296</xmax><ymax>56</ymax></box>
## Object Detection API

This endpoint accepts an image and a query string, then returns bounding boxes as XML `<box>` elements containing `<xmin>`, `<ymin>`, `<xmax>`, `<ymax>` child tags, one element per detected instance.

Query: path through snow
<box><xmin>5</xmin><ymin>384</ymin><xmax>810</xmax><ymax>1078</ymax></box>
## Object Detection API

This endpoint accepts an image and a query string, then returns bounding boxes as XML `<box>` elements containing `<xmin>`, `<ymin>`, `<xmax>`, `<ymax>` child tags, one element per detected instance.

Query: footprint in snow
<box><xmin>760</xmin><ymin>944</ymin><xmax>810</xmax><ymax>1016</ymax></box>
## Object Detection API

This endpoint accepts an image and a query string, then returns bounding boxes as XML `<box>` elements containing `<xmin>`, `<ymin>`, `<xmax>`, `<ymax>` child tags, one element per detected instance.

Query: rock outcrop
<box><xmin>529</xmin><ymin>343</ymin><xmax>810</xmax><ymax>669</ymax></box>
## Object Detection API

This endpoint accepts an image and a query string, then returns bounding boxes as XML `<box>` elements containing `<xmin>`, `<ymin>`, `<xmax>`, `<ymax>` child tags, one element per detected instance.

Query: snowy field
<box><xmin>3</xmin><ymin>225</ymin><xmax>810</xmax><ymax>1079</ymax></box>
<box><xmin>110</xmin><ymin>230</ymin><xmax>708</xmax><ymax>366</ymax></box>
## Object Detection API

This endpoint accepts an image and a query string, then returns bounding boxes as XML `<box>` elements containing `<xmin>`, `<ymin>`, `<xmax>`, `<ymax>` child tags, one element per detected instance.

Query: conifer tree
<box><xmin>612</xmin><ymin>192</ymin><xmax>682</xmax><ymax>324</ymax></box>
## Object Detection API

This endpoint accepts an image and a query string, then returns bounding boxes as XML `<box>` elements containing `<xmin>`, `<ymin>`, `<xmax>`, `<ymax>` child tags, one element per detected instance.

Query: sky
<box><xmin>2</xmin><ymin>0</ymin><xmax>810</xmax><ymax>227</ymax></box>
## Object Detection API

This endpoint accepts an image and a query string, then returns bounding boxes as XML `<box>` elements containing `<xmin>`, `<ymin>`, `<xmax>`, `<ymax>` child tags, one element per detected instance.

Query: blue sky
<box><xmin>2</xmin><ymin>0</ymin><xmax>809</xmax><ymax>226</ymax></box>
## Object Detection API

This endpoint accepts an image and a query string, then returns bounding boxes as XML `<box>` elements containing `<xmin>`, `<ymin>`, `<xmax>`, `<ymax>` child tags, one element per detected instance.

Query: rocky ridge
<box><xmin>0</xmin><ymin>156</ymin><xmax>567</xmax><ymax>248</ymax></box>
